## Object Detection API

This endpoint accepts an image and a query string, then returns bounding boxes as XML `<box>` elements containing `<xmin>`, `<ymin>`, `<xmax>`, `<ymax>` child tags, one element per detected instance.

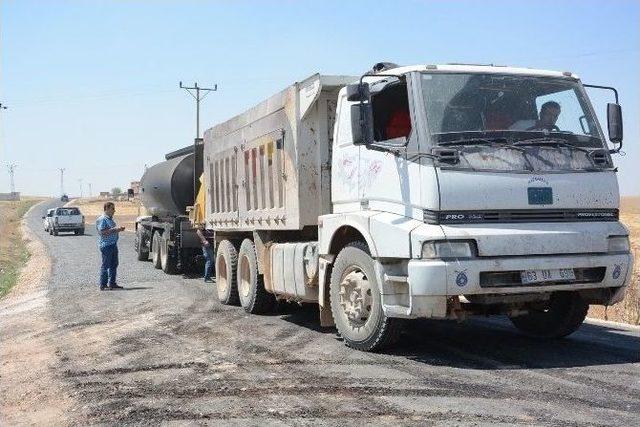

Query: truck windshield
<box><xmin>420</xmin><ymin>73</ymin><xmax>608</xmax><ymax>171</ymax></box>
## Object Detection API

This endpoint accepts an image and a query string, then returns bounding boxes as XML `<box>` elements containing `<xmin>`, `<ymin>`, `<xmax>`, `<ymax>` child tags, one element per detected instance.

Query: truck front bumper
<box><xmin>381</xmin><ymin>252</ymin><xmax>633</xmax><ymax>319</ymax></box>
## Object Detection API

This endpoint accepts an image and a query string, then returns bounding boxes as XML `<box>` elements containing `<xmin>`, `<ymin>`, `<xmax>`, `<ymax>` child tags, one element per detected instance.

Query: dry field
<box><xmin>588</xmin><ymin>196</ymin><xmax>640</xmax><ymax>325</ymax></box>
<box><xmin>65</xmin><ymin>198</ymin><xmax>147</xmax><ymax>231</ymax></box>
<box><xmin>0</xmin><ymin>198</ymin><xmax>45</xmax><ymax>297</ymax></box>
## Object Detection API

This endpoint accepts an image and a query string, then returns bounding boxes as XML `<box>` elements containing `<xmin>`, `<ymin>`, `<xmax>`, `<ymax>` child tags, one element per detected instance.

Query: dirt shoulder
<box><xmin>0</xmin><ymin>201</ymin><xmax>74</xmax><ymax>425</ymax></box>
<box><xmin>0</xmin><ymin>199</ymin><xmax>45</xmax><ymax>297</ymax></box>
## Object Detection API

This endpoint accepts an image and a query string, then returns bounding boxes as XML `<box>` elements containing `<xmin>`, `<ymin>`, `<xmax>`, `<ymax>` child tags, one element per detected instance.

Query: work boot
<box><xmin>108</xmin><ymin>284</ymin><xmax>124</xmax><ymax>290</ymax></box>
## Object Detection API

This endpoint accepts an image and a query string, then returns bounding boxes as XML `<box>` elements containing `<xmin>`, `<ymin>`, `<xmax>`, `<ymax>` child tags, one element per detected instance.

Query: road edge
<box><xmin>0</xmin><ymin>199</ymin><xmax>73</xmax><ymax>426</ymax></box>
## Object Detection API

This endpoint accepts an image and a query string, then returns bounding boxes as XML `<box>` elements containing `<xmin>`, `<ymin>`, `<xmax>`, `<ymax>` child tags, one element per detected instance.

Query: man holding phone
<box><xmin>96</xmin><ymin>201</ymin><xmax>126</xmax><ymax>290</ymax></box>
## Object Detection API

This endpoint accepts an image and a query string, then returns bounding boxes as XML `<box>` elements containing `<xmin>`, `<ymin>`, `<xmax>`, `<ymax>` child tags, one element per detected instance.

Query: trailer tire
<box><xmin>215</xmin><ymin>240</ymin><xmax>240</xmax><ymax>306</ymax></box>
<box><xmin>160</xmin><ymin>235</ymin><xmax>177</xmax><ymax>274</ymax></box>
<box><xmin>237</xmin><ymin>239</ymin><xmax>275</xmax><ymax>314</ymax></box>
<box><xmin>136</xmin><ymin>227</ymin><xmax>150</xmax><ymax>261</ymax></box>
<box><xmin>151</xmin><ymin>232</ymin><xmax>162</xmax><ymax>269</ymax></box>
<box><xmin>509</xmin><ymin>292</ymin><xmax>588</xmax><ymax>338</ymax></box>
<box><xmin>329</xmin><ymin>241</ymin><xmax>402</xmax><ymax>352</ymax></box>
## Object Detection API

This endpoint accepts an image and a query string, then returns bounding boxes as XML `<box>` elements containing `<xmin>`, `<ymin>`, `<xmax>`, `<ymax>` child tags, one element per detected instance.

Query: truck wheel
<box><xmin>329</xmin><ymin>241</ymin><xmax>402</xmax><ymax>351</ymax></box>
<box><xmin>160</xmin><ymin>235</ymin><xmax>177</xmax><ymax>274</ymax></box>
<box><xmin>151</xmin><ymin>232</ymin><xmax>162</xmax><ymax>269</ymax></box>
<box><xmin>237</xmin><ymin>239</ymin><xmax>275</xmax><ymax>314</ymax></box>
<box><xmin>136</xmin><ymin>227</ymin><xmax>150</xmax><ymax>261</ymax></box>
<box><xmin>78</xmin><ymin>228</ymin><xmax>84</xmax><ymax>236</ymax></box>
<box><xmin>509</xmin><ymin>292</ymin><xmax>588</xmax><ymax>338</ymax></box>
<box><xmin>215</xmin><ymin>240</ymin><xmax>239</xmax><ymax>305</ymax></box>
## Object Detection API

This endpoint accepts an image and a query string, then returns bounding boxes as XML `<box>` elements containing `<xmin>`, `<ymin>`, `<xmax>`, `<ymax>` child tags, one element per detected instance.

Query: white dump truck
<box><xmin>142</xmin><ymin>62</ymin><xmax>633</xmax><ymax>351</ymax></box>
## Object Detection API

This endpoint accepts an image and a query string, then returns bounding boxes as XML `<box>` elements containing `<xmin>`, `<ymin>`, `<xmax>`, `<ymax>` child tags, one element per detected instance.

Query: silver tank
<box><xmin>140</xmin><ymin>153</ymin><xmax>194</xmax><ymax>218</ymax></box>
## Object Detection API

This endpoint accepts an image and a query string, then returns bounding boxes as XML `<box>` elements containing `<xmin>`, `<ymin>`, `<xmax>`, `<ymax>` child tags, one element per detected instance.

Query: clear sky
<box><xmin>1</xmin><ymin>0</ymin><xmax>638</xmax><ymax>196</ymax></box>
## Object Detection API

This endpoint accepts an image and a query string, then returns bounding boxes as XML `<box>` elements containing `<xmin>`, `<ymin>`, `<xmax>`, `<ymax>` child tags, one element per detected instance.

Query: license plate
<box><xmin>520</xmin><ymin>268</ymin><xmax>575</xmax><ymax>285</ymax></box>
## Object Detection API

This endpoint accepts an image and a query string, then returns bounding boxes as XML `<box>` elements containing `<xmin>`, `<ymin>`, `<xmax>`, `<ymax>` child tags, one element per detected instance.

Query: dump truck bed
<box><xmin>203</xmin><ymin>74</ymin><xmax>356</xmax><ymax>231</ymax></box>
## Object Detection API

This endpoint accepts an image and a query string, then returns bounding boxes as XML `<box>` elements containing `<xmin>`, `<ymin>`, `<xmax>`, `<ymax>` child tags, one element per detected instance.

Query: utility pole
<box><xmin>88</xmin><ymin>183</ymin><xmax>92</xmax><ymax>197</ymax></box>
<box><xmin>59</xmin><ymin>168</ymin><xmax>65</xmax><ymax>196</ymax></box>
<box><xmin>78</xmin><ymin>178</ymin><xmax>83</xmax><ymax>198</ymax></box>
<box><xmin>179</xmin><ymin>81</ymin><xmax>217</xmax><ymax>140</ymax></box>
<box><xmin>179</xmin><ymin>81</ymin><xmax>216</xmax><ymax>203</ymax></box>
<box><xmin>6</xmin><ymin>162</ymin><xmax>17</xmax><ymax>193</ymax></box>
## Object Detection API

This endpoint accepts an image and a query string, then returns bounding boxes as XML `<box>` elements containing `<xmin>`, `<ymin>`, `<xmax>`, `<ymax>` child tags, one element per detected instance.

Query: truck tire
<box><xmin>215</xmin><ymin>240</ymin><xmax>240</xmax><ymax>306</ymax></box>
<box><xmin>237</xmin><ymin>239</ymin><xmax>275</xmax><ymax>314</ymax></box>
<box><xmin>509</xmin><ymin>292</ymin><xmax>588</xmax><ymax>338</ymax></box>
<box><xmin>160</xmin><ymin>234</ymin><xmax>177</xmax><ymax>274</ymax></box>
<box><xmin>136</xmin><ymin>227</ymin><xmax>150</xmax><ymax>261</ymax></box>
<box><xmin>151</xmin><ymin>232</ymin><xmax>162</xmax><ymax>269</ymax></box>
<box><xmin>78</xmin><ymin>228</ymin><xmax>84</xmax><ymax>236</ymax></box>
<box><xmin>329</xmin><ymin>241</ymin><xmax>402</xmax><ymax>351</ymax></box>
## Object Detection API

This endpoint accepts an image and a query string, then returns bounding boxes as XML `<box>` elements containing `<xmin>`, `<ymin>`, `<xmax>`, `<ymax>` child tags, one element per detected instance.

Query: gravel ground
<box><xmin>2</xmin><ymin>198</ymin><xmax>639</xmax><ymax>425</ymax></box>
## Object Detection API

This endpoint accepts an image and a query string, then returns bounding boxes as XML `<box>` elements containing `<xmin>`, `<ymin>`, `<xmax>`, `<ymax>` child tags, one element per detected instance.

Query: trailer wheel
<box><xmin>509</xmin><ymin>292</ymin><xmax>588</xmax><ymax>338</ymax></box>
<box><xmin>330</xmin><ymin>241</ymin><xmax>402</xmax><ymax>352</ymax></box>
<box><xmin>237</xmin><ymin>239</ymin><xmax>275</xmax><ymax>314</ymax></box>
<box><xmin>215</xmin><ymin>240</ymin><xmax>240</xmax><ymax>305</ymax></box>
<box><xmin>160</xmin><ymin>235</ymin><xmax>177</xmax><ymax>274</ymax></box>
<box><xmin>151</xmin><ymin>232</ymin><xmax>162</xmax><ymax>269</ymax></box>
<box><xmin>136</xmin><ymin>227</ymin><xmax>150</xmax><ymax>261</ymax></box>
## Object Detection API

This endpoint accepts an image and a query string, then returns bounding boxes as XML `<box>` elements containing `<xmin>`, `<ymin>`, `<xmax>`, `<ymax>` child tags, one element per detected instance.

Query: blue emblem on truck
<box><xmin>528</xmin><ymin>187</ymin><xmax>553</xmax><ymax>205</ymax></box>
<box><xmin>612</xmin><ymin>264</ymin><xmax>622</xmax><ymax>280</ymax></box>
<box><xmin>455</xmin><ymin>271</ymin><xmax>468</xmax><ymax>287</ymax></box>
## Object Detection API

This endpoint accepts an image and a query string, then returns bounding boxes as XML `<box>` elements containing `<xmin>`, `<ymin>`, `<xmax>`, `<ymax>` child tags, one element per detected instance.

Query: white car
<box><xmin>42</xmin><ymin>208</ymin><xmax>55</xmax><ymax>232</ymax></box>
<box><xmin>49</xmin><ymin>207</ymin><xmax>85</xmax><ymax>236</ymax></box>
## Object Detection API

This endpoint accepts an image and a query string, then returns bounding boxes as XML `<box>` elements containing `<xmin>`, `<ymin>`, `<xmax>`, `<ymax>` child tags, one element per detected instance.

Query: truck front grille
<box><xmin>425</xmin><ymin>209</ymin><xmax>619</xmax><ymax>224</ymax></box>
<box><xmin>479</xmin><ymin>267</ymin><xmax>606</xmax><ymax>288</ymax></box>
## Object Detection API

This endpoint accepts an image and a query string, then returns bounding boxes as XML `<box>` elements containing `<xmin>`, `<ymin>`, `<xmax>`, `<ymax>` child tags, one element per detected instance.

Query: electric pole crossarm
<box><xmin>179</xmin><ymin>81</ymin><xmax>217</xmax><ymax>139</ymax></box>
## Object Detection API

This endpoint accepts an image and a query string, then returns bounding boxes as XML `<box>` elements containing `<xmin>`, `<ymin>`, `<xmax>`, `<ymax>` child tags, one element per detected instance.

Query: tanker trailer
<box><xmin>135</xmin><ymin>144</ymin><xmax>204</xmax><ymax>273</ymax></box>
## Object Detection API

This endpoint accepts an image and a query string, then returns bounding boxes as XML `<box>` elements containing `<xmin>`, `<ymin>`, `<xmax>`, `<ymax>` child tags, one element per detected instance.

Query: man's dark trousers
<box><xmin>100</xmin><ymin>244</ymin><xmax>119</xmax><ymax>287</ymax></box>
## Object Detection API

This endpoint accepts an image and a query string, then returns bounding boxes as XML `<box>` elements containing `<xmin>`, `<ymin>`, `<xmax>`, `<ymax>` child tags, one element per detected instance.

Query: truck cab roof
<box><xmin>370</xmin><ymin>63</ymin><xmax>579</xmax><ymax>80</ymax></box>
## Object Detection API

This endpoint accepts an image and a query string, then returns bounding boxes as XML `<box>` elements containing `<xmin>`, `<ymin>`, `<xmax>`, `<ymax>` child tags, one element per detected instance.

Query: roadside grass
<box><xmin>0</xmin><ymin>199</ymin><xmax>44</xmax><ymax>297</ymax></box>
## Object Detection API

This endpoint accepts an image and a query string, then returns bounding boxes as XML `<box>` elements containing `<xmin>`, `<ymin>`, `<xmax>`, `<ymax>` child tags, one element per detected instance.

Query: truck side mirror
<box><xmin>607</xmin><ymin>103</ymin><xmax>623</xmax><ymax>143</ymax></box>
<box><xmin>346</xmin><ymin>82</ymin><xmax>370</xmax><ymax>102</ymax></box>
<box><xmin>351</xmin><ymin>103</ymin><xmax>374</xmax><ymax>146</ymax></box>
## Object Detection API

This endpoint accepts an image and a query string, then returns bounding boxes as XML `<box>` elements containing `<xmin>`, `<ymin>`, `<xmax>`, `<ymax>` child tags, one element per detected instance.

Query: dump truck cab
<box><xmin>317</xmin><ymin>64</ymin><xmax>632</xmax><ymax>349</ymax></box>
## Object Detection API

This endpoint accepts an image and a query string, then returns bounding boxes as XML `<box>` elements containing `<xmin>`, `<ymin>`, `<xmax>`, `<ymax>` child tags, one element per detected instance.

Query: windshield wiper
<box><xmin>439</xmin><ymin>137</ymin><xmax>508</xmax><ymax>146</ymax></box>
<box><xmin>437</xmin><ymin>138</ymin><xmax>534</xmax><ymax>170</ymax></box>
<box><xmin>511</xmin><ymin>137</ymin><xmax>592</xmax><ymax>154</ymax></box>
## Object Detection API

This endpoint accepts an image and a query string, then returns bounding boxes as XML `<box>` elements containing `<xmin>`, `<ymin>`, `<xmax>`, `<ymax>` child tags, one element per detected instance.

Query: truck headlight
<box><xmin>608</xmin><ymin>236</ymin><xmax>630</xmax><ymax>253</ymax></box>
<box><xmin>421</xmin><ymin>240</ymin><xmax>476</xmax><ymax>259</ymax></box>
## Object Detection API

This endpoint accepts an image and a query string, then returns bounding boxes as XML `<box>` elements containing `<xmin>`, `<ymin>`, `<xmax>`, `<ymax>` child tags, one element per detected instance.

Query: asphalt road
<box><xmin>17</xmin><ymin>199</ymin><xmax>640</xmax><ymax>425</ymax></box>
